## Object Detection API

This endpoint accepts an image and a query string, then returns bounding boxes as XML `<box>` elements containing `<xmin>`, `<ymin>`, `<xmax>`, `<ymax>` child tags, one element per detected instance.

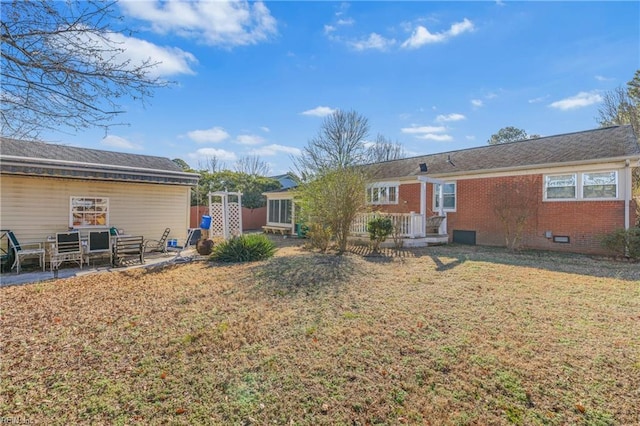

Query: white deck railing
<box><xmin>350</xmin><ymin>212</ymin><xmax>426</xmax><ymax>238</ymax></box>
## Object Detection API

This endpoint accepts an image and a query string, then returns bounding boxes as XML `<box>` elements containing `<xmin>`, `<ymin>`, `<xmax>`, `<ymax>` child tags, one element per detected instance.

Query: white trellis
<box><xmin>208</xmin><ymin>191</ymin><xmax>243</xmax><ymax>240</ymax></box>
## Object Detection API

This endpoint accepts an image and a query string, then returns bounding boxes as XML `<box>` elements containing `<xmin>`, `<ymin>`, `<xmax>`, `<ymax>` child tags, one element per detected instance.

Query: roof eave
<box><xmin>0</xmin><ymin>158</ymin><xmax>200</xmax><ymax>186</ymax></box>
<box><xmin>384</xmin><ymin>154</ymin><xmax>640</xmax><ymax>181</ymax></box>
<box><xmin>0</xmin><ymin>155</ymin><xmax>200</xmax><ymax>178</ymax></box>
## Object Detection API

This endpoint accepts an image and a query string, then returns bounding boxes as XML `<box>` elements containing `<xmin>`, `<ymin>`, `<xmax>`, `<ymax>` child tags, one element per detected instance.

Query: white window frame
<box><xmin>582</xmin><ymin>171</ymin><xmax>618</xmax><ymax>199</ymax></box>
<box><xmin>70</xmin><ymin>196</ymin><xmax>109</xmax><ymax>228</ymax></box>
<box><xmin>544</xmin><ymin>174</ymin><xmax>577</xmax><ymax>200</ymax></box>
<box><xmin>433</xmin><ymin>182</ymin><xmax>456</xmax><ymax>212</ymax></box>
<box><xmin>366</xmin><ymin>182</ymin><xmax>399</xmax><ymax>205</ymax></box>
<box><xmin>268</xmin><ymin>198</ymin><xmax>292</xmax><ymax>224</ymax></box>
<box><xmin>543</xmin><ymin>171</ymin><xmax>618</xmax><ymax>201</ymax></box>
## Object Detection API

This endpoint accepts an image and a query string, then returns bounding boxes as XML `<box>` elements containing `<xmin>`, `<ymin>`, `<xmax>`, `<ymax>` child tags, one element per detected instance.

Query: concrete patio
<box><xmin>0</xmin><ymin>248</ymin><xmax>201</xmax><ymax>287</ymax></box>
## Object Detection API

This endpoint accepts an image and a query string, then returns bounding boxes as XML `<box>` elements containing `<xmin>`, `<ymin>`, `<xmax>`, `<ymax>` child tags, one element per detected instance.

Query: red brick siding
<box><xmin>369</xmin><ymin>183</ymin><xmax>422</xmax><ymax>214</ymax></box>
<box><xmin>446</xmin><ymin>174</ymin><xmax>628</xmax><ymax>254</ymax></box>
<box><xmin>369</xmin><ymin>175</ymin><xmax>633</xmax><ymax>254</ymax></box>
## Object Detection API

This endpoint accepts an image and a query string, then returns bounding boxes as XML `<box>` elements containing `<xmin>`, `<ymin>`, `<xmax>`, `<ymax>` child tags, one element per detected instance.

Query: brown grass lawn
<box><xmin>1</xmin><ymin>237</ymin><xmax>639</xmax><ymax>425</ymax></box>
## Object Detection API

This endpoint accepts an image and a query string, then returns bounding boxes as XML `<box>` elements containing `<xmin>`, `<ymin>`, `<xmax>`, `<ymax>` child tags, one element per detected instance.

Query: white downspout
<box><xmin>624</xmin><ymin>159</ymin><xmax>631</xmax><ymax>230</ymax></box>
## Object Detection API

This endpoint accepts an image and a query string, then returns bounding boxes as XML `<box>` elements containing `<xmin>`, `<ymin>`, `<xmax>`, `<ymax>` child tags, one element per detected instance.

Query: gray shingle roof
<box><xmin>1</xmin><ymin>137</ymin><xmax>182</xmax><ymax>170</ymax></box>
<box><xmin>366</xmin><ymin>125</ymin><xmax>640</xmax><ymax>180</ymax></box>
<box><xmin>0</xmin><ymin>137</ymin><xmax>199</xmax><ymax>185</ymax></box>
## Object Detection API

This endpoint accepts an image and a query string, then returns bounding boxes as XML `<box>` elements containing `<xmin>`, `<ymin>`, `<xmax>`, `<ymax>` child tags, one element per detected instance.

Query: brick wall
<box><xmin>449</xmin><ymin>174</ymin><xmax>629</xmax><ymax>254</ymax></box>
<box><xmin>371</xmin><ymin>175</ymin><xmax>633</xmax><ymax>254</ymax></box>
<box><xmin>373</xmin><ymin>183</ymin><xmax>422</xmax><ymax>214</ymax></box>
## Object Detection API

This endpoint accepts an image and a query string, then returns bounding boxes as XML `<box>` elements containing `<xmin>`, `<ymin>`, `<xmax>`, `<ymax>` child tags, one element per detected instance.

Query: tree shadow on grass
<box><xmin>429</xmin><ymin>254</ymin><xmax>467</xmax><ymax>272</ymax></box>
<box><xmin>249</xmin><ymin>253</ymin><xmax>364</xmax><ymax>298</ymax></box>
<box><xmin>413</xmin><ymin>244</ymin><xmax>640</xmax><ymax>281</ymax></box>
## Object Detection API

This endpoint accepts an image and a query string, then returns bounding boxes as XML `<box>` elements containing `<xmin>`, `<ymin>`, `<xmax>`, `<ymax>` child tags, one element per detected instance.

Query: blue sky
<box><xmin>42</xmin><ymin>1</ymin><xmax>639</xmax><ymax>175</ymax></box>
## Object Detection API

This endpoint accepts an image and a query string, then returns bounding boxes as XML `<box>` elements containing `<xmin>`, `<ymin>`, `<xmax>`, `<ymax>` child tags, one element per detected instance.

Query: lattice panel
<box><xmin>210</xmin><ymin>203</ymin><xmax>224</xmax><ymax>237</ymax></box>
<box><xmin>228</xmin><ymin>202</ymin><xmax>241</xmax><ymax>236</ymax></box>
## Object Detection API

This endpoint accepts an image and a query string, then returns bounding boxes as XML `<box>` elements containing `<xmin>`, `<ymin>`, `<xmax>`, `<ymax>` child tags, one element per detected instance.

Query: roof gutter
<box><xmin>0</xmin><ymin>155</ymin><xmax>200</xmax><ymax>179</ymax></box>
<box><xmin>0</xmin><ymin>157</ymin><xmax>200</xmax><ymax>185</ymax></box>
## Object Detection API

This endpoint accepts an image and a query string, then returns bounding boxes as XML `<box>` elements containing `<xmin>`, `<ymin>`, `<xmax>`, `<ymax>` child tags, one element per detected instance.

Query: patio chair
<box><xmin>144</xmin><ymin>227</ymin><xmax>170</xmax><ymax>253</ymax></box>
<box><xmin>85</xmin><ymin>230</ymin><xmax>112</xmax><ymax>266</ymax></box>
<box><xmin>6</xmin><ymin>230</ymin><xmax>45</xmax><ymax>274</ymax></box>
<box><xmin>50</xmin><ymin>231</ymin><xmax>83</xmax><ymax>272</ymax></box>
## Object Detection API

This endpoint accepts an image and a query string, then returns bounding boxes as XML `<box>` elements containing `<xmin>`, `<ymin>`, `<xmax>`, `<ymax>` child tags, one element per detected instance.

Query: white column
<box><xmin>222</xmin><ymin>194</ymin><xmax>229</xmax><ymax>240</ymax></box>
<box><xmin>420</xmin><ymin>180</ymin><xmax>427</xmax><ymax>217</ymax></box>
<box><xmin>238</xmin><ymin>193</ymin><xmax>244</xmax><ymax>236</ymax></box>
<box><xmin>438</xmin><ymin>184</ymin><xmax>444</xmax><ymax>216</ymax></box>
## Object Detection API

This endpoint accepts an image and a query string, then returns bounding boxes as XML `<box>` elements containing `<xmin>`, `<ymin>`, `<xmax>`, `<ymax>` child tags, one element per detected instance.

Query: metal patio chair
<box><xmin>50</xmin><ymin>231</ymin><xmax>83</xmax><ymax>273</ymax></box>
<box><xmin>6</xmin><ymin>230</ymin><xmax>45</xmax><ymax>274</ymax></box>
<box><xmin>143</xmin><ymin>227</ymin><xmax>170</xmax><ymax>253</ymax></box>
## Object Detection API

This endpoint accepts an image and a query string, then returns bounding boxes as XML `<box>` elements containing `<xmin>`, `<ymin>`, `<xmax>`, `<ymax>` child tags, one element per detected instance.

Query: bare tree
<box><xmin>234</xmin><ymin>155</ymin><xmax>270</xmax><ymax>176</ymax></box>
<box><xmin>198</xmin><ymin>156</ymin><xmax>226</xmax><ymax>173</ymax></box>
<box><xmin>597</xmin><ymin>71</ymin><xmax>640</xmax><ymax>194</ymax></box>
<box><xmin>367</xmin><ymin>134</ymin><xmax>407</xmax><ymax>163</ymax></box>
<box><xmin>293</xmin><ymin>109</ymin><xmax>370</xmax><ymax>178</ymax></box>
<box><xmin>597</xmin><ymin>85</ymin><xmax>639</xmax><ymax>135</ymax></box>
<box><xmin>1</xmin><ymin>0</ymin><xmax>167</xmax><ymax>139</ymax></box>
<box><xmin>491</xmin><ymin>176</ymin><xmax>540</xmax><ymax>250</ymax></box>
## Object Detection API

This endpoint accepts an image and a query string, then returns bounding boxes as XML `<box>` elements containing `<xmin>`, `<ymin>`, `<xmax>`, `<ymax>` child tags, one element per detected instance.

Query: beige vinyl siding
<box><xmin>1</xmin><ymin>175</ymin><xmax>191</xmax><ymax>245</ymax></box>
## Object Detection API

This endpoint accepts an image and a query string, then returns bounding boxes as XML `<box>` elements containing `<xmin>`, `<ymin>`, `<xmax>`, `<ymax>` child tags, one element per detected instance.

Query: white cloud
<box><xmin>51</xmin><ymin>25</ymin><xmax>197</xmax><ymax>78</ymax></box>
<box><xmin>471</xmin><ymin>99</ymin><xmax>483</xmax><ymax>107</ymax></box>
<box><xmin>436</xmin><ymin>113</ymin><xmax>466</xmax><ymax>122</ymax></box>
<box><xmin>236</xmin><ymin>134</ymin><xmax>265</xmax><ymax>145</ymax></box>
<box><xmin>401</xmin><ymin>125</ymin><xmax>451</xmax><ymax>141</ymax></box>
<box><xmin>401</xmin><ymin>125</ymin><xmax>446</xmax><ymax>134</ymax></box>
<box><xmin>549</xmin><ymin>91</ymin><xmax>603</xmax><ymax>110</ymax></box>
<box><xmin>189</xmin><ymin>147</ymin><xmax>237</xmax><ymax>162</ymax></box>
<box><xmin>449</xmin><ymin>18</ymin><xmax>475</xmax><ymax>36</ymax></box>
<box><xmin>260</xmin><ymin>126</ymin><xmax>270</xmax><ymax>133</ymax></box>
<box><xmin>120</xmin><ymin>0</ymin><xmax>277</xmax><ymax>47</ymax></box>
<box><xmin>595</xmin><ymin>75</ymin><xmax>614</xmax><ymax>82</ymax></box>
<box><xmin>324</xmin><ymin>25</ymin><xmax>336</xmax><ymax>34</ymax></box>
<box><xmin>107</xmin><ymin>32</ymin><xmax>197</xmax><ymax>77</ymax></box>
<box><xmin>101</xmin><ymin>135</ymin><xmax>142</xmax><ymax>150</ymax></box>
<box><xmin>401</xmin><ymin>18</ymin><xmax>474</xmax><ymax>49</ymax></box>
<box><xmin>337</xmin><ymin>18</ymin><xmax>354</xmax><ymax>26</ymax></box>
<box><xmin>528</xmin><ymin>95</ymin><xmax>548</xmax><ymax>104</ymax></box>
<box><xmin>187</xmin><ymin>126</ymin><xmax>230</xmax><ymax>143</ymax></box>
<box><xmin>349</xmin><ymin>33</ymin><xmax>396</xmax><ymax>51</ymax></box>
<box><xmin>301</xmin><ymin>106</ymin><xmax>336</xmax><ymax>117</ymax></box>
<box><xmin>417</xmin><ymin>133</ymin><xmax>453</xmax><ymax>141</ymax></box>
<box><xmin>249</xmin><ymin>144</ymin><xmax>302</xmax><ymax>156</ymax></box>
<box><xmin>465</xmin><ymin>135</ymin><xmax>476</xmax><ymax>140</ymax></box>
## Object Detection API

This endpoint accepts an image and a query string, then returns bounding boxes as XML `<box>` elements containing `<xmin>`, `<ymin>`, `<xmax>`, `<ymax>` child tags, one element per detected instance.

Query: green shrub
<box><xmin>210</xmin><ymin>234</ymin><xmax>276</xmax><ymax>262</ymax></box>
<box><xmin>600</xmin><ymin>227</ymin><xmax>640</xmax><ymax>259</ymax></box>
<box><xmin>305</xmin><ymin>222</ymin><xmax>332</xmax><ymax>252</ymax></box>
<box><xmin>367</xmin><ymin>216</ymin><xmax>394</xmax><ymax>252</ymax></box>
